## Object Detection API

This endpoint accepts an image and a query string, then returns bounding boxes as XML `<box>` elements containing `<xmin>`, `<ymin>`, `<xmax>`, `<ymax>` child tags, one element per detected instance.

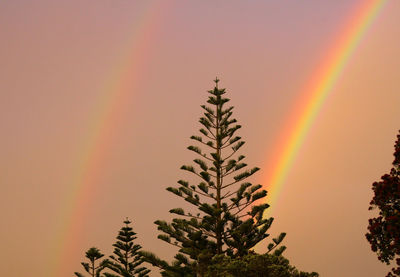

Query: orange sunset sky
<box><xmin>1</xmin><ymin>1</ymin><xmax>400</xmax><ymax>276</ymax></box>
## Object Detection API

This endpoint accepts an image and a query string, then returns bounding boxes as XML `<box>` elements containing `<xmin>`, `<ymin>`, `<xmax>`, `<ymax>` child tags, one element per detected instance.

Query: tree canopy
<box><xmin>205</xmin><ymin>252</ymin><xmax>319</xmax><ymax>277</ymax></box>
<box><xmin>366</xmin><ymin>130</ymin><xmax>400</xmax><ymax>276</ymax></box>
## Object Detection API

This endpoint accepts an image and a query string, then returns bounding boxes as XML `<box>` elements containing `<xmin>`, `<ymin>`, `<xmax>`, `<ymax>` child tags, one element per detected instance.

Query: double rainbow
<box><xmin>50</xmin><ymin>0</ymin><xmax>387</xmax><ymax>274</ymax></box>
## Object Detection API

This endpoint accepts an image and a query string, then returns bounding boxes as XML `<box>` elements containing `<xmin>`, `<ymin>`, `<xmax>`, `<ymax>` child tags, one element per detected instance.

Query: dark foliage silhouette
<box><xmin>105</xmin><ymin>219</ymin><xmax>150</xmax><ymax>277</ymax></box>
<box><xmin>75</xmin><ymin>247</ymin><xmax>108</xmax><ymax>277</ymax></box>
<box><xmin>367</xmin><ymin>131</ymin><xmax>400</xmax><ymax>276</ymax></box>
<box><xmin>142</xmin><ymin>79</ymin><xmax>286</xmax><ymax>276</ymax></box>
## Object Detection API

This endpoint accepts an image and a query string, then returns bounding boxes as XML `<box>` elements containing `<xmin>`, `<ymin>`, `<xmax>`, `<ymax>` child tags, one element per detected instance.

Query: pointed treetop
<box><xmin>123</xmin><ymin>217</ymin><xmax>131</xmax><ymax>225</ymax></box>
<box><xmin>214</xmin><ymin>77</ymin><xmax>220</xmax><ymax>88</ymax></box>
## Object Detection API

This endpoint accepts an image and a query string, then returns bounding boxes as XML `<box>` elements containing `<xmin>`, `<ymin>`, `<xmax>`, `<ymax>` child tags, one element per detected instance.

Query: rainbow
<box><xmin>49</xmin><ymin>2</ymin><xmax>169</xmax><ymax>276</ymax></box>
<box><xmin>263</xmin><ymin>0</ymin><xmax>387</xmax><ymax>215</ymax></box>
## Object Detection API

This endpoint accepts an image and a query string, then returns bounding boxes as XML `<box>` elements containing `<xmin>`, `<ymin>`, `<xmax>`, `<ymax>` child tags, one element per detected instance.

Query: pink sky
<box><xmin>1</xmin><ymin>1</ymin><xmax>400</xmax><ymax>276</ymax></box>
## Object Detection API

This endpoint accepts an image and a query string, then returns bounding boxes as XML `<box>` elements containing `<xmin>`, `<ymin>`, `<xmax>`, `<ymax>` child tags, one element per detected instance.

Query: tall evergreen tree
<box><xmin>143</xmin><ymin>79</ymin><xmax>286</xmax><ymax>276</ymax></box>
<box><xmin>75</xmin><ymin>247</ymin><xmax>108</xmax><ymax>277</ymax></box>
<box><xmin>366</xmin><ymin>130</ymin><xmax>400</xmax><ymax>277</ymax></box>
<box><xmin>105</xmin><ymin>219</ymin><xmax>150</xmax><ymax>277</ymax></box>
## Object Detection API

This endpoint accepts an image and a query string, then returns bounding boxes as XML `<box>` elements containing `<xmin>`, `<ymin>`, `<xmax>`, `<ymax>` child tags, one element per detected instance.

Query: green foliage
<box><xmin>366</xmin><ymin>130</ymin><xmax>400</xmax><ymax>277</ymax></box>
<box><xmin>146</xmin><ymin>79</ymin><xmax>286</xmax><ymax>275</ymax></box>
<box><xmin>76</xmin><ymin>79</ymin><xmax>318</xmax><ymax>277</ymax></box>
<box><xmin>204</xmin><ymin>252</ymin><xmax>319</xmax><ymax>277</ymax></box>
<box><xmin>75</xmin><ymin>247</ymin><xmax>108</xmax><ymax>277</ymax></box>
<box><xmin>105</xmin><ymin>219</ymin><xmax>150</xmax><ymax>277</ymax></box>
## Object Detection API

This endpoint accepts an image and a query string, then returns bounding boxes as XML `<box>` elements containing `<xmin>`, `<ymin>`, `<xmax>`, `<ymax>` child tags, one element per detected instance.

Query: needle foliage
<box><xmin>105</xmin><ymin>219</ymin><xmax>150</xmax><ymax>277</ymax></box>
<box><xmin>142</xmin><ymin>79</ymin><xmax>286</xmax><ymax>276</ymax></box>
<box><xmin>75</xmin><ymin>247</ymin><xmax>108</xmax><ymax>277</ymax></box>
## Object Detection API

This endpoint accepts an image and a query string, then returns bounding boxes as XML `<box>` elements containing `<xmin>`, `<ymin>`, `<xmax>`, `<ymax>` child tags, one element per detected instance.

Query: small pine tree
<box><xmin>104</xmin><ymin>219</ymin><xmax>150</xmax><ymax>277</ymax></box>
<box><xmin>75</xmin><ymin>247</ymin><xmax>108</xmax><ymax>277</ymax></box>
<box><xmin>143</xmin><ymin>79</ymin><xmax>286</xmax><ymax>276</ymax></box>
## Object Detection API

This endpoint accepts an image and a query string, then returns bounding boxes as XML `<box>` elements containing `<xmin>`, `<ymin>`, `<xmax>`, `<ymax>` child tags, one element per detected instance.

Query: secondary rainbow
<box><xmin>48</xmin><ymin>2</ymin><xmax>169</xmax><ymax>276</ymax></box>
<box><xmin>263</xmin><ymin>0</ymin><xmax>387</xmax><ymax>215</ymax></box>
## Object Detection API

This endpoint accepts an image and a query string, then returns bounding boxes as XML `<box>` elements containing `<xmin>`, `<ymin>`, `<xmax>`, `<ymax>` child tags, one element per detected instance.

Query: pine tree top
<box><xmin>85</xmin><ymin>247</ymin><xmax>104</xmax><ymax>262</ymax></box>
<box><xmin>124</xmin><ymin>218</ymin><xmax>131</xmax><ymax>225</ymax></box>
<box><xmin>214</xmin><ymin>77</ymin><xmax>220</xmax><ymax>87</ymax></box>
